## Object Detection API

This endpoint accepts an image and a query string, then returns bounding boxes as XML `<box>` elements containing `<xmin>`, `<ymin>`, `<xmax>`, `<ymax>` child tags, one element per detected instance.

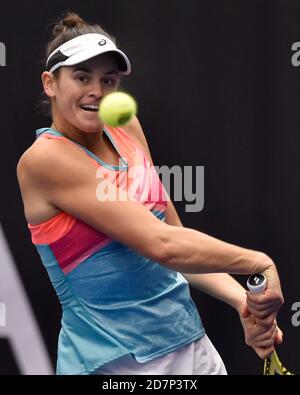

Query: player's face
<box><xmin>51</xmin><ymin>54</ymin><xmax>120</xmax><ymax>133</ymax></box>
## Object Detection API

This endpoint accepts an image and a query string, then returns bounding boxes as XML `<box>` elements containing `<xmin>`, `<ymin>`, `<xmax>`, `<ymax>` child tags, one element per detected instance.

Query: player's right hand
<box><xmin>246</xmin><ymin>262</ymin><xmax>284</xmax><ymax>327</ymax></box>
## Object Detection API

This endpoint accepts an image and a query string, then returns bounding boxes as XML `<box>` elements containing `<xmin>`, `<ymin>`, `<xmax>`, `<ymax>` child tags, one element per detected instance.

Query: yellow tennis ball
<box><xmin>98</xmin><ymin>92</ymin><xmax>137</xmax><ymax>127</ymax></box>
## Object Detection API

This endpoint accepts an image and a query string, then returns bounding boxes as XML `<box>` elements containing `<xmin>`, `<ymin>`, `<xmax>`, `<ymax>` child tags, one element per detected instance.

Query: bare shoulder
<box><xmin>16</xmin><ymin>140</ymin><xmax>46</xmax><ymax>185</ymax></box>
<box><xmin>16</xmin><ymin>136</ymin><xmax>97</xmax><ymax>224</ymax></box>
<box><xmin>16</xmin><ymin>138</ymin><xmax>69</xmax><ymax>224</ymax></box>
<box><xmin>17</xmin><ymin>136</ymin><xmax>89</xmax><ymax>184</ymax></box>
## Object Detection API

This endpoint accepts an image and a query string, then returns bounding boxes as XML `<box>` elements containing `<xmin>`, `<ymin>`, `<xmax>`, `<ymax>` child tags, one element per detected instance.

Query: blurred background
<box><xmin>0</xmin><ymin>0</ymin><xmax>300</xmax><ymax>374</ymax></box>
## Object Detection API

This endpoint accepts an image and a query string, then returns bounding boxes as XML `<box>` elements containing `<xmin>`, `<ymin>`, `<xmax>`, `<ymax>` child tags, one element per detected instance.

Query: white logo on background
<box><xmin>291</xmin><ymin>42</ymin><xmax>300</xmax><ymax>66</ymax></box>
<box><xmin>0</xmin><ymin>302</ymin><xmax>6</xmax><ymax>326</ymax></box>
<box><xmin>291</xmin><ymin>302</ymin><xmax>300</xmax><ymax>327</ymax></box>
<box><xmin>0</xmin><ymin>42</ymin><xmax>6</xmax><ymax>66</ymax></box>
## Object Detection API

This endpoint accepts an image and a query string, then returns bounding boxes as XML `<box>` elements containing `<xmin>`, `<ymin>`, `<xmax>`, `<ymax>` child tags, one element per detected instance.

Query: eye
<box><xmin>102</xmin><ymin>77</ymin><xmax>118</xmax><ymax>87</ymax></box>
<box><xmin>76</xmin><ymin>75</ymin><xmax>89</xmax><ymax>83</ymax></box>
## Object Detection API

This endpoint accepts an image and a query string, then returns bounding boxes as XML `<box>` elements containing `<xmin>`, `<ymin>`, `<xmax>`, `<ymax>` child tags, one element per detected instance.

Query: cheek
<box><xmin>56</xmin><ymin>79</ymin><xmax>81</xmax><ymax>105</ymax></box>
<box><xmin>56</xmin><ymin>89</ymin><xmax>80</xmax><ymax>110</ymax></box>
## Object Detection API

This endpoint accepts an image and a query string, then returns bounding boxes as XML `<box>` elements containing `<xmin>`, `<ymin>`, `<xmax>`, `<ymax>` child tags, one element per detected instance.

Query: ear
<box><xmin>41</xmin><ymin>71</ymin><xmax>57</xmax><ymax>98</ymax></box>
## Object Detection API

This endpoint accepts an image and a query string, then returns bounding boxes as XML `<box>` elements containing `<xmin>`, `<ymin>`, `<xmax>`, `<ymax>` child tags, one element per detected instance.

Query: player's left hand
<box><xmin>237</xmin><ymin>301</ymin><xmax>283</xmax><ymax>359</ymax></box>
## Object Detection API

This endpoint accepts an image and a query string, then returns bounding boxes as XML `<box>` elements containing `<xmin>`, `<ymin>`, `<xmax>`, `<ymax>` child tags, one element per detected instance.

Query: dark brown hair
<box><xmin>37</xmin><ymin>11</ymin><xmax>116</xmax><ymax>118</ymax></box>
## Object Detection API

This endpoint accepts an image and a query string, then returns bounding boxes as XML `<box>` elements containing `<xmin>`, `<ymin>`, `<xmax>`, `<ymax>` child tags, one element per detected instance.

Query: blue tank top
<box><xmin>28</xmin><ymin>126</ymin><xmax>205</xmax><ymax>374</ymax></box>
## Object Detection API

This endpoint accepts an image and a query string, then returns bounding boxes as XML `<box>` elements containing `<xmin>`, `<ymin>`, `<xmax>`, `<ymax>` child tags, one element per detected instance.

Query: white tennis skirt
<box><xmin>92</xmin><ymin>335</ymin><xmax>227</xmax><ymax>375</ymax></box>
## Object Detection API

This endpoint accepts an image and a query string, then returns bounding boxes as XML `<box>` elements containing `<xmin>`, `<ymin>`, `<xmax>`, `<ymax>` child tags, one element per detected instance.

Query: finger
<box><xmin>252</xmin><ymin>329</ymin><xmax>277</xmax><ymax>348</ymax></box>
<box><xmin>253</xmin><ymin>339</ymin><xmax>275</xmax><ymax>349</ymax></box>
<box><xmin>246</xmin><ymin>326</ymin><xmax>275</xmax><ymax>346</ymax></box>
<box><xmin>275</xmin><ymin>327</ymin><xmax>283</xmax><ymax>345</ymax></box>
<box><xmin>247</xmin><ymin>293</ymin><xmax>284</xmax><ymax>313</ymax></box>
<box><xmin>247</xmin><ymin>322</ymin><xmax>276</xmax><ymax>343</ymax></box>
<box><xmin>246</xmin><ymin>302</ymin><xmax>275</xmax><ymax>316</ymax></box>
<box><xmin>246</xmin><ymin>297</ymin><xmax>270</xmax><ymax>310</ymax></box>
<box><xmin>239</xmin><ymin>304</ymin><xmax>251</xmax><ymax>319</ymax></box>
<box><xmin>247</xmin><ymin>306</ymin><xmax>277</xmax><ymax>321</ymax></box>
<box><xmin>246</xmin><ymin>291</ymin><xmax>271</xmax><ymax>304</ymax></box>
<box><xmin>246</xmin><ymin>298</ymin><xmax>279</xmax><ymax>313</ymax></box>
<box><xmin>255</xmin><ymin>345</ymin><xmax>275</xmax><ymax>359</ymax></box>
<box><xmin>246</xmin><ymin>291</ymin><xmax>283</xmax><ymax>307</ymax></box>
<box><xmin>252</xmin><ymin>314</ymin><xmax>277</xmax><ymax>327</ymax></box>
<box><xmin>248</xmin><ymin>307</ymin><xmax>277</xmax><ymax>325</ymax></box>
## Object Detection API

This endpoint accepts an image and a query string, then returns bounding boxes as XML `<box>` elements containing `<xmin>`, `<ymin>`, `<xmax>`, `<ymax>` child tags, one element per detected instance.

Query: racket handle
<box><xmin>247</xmin><ymin>273</ymin><xmax>267</xmax><ymax>294</ymax></box>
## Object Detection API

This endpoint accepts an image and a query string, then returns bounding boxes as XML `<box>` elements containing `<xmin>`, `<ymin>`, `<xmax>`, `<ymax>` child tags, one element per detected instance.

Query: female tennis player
<box><xmin>16</xmin><ymin>12</ymin><xmax>283</xmax><ymax>375</ymax></box>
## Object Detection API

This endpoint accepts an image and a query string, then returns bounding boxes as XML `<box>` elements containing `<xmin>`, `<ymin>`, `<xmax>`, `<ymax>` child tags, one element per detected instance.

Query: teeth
<box><xmin>80</xmin><ymin>105</ymin><xmax>99</xmax><ymax>111</ymax></box>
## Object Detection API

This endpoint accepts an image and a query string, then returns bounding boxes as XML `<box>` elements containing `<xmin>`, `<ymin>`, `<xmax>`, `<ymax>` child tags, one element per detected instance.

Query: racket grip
<box><xmin>247</xmin><ymin>273</ymin><xmax>267</xmax><ymax>294</ymax></box>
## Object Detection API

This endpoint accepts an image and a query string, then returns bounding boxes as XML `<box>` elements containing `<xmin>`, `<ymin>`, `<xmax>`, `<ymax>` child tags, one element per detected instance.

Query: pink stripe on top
<box><xmin>49</xmin><ymin>218</ymin><xmax>112</xmax><ymax>274</ymax></box>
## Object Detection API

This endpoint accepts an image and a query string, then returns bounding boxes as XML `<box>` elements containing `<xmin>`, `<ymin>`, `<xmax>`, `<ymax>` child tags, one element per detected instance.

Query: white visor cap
<box><xmin>46</xmin><ymin>33</ymin><xmax>131</xmax><ymax>75</ymax></box>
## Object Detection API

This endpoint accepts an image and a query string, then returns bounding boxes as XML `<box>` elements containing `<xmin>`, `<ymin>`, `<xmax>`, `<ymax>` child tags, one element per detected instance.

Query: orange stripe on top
<box><xmin>28</xmin><ymin>212</ymin><xmax>76</xmax><ymax>244</ymax></box>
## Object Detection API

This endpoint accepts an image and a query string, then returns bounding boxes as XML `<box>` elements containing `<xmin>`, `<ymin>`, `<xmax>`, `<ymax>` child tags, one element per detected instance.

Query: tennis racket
<box><xmin>247</xmin><ymin>274</ymin><xmax>294</xmax><ymax>375</ymax></box>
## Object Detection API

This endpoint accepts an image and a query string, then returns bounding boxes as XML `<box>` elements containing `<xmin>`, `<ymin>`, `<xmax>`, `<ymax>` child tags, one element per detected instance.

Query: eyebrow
<box><xmin>73</xmin><ymin>67</ymin><xmax>119</xmax><ymax>75</ymax></box>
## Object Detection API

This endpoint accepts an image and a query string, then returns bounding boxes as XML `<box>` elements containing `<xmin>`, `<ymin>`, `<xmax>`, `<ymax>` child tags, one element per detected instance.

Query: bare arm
<box><xmin>164</xmin><ymin>196</ymin><xmax>247</xmax><ymax>308</ymax></box>
<box><xmin>125</xmin><ymin>117</ymin><xmax>282</xmax><ymax>304</ymax></box>
<box><xmin>17</xmin><ymin>123</ymin><xmax>277</xmax><ymax>278</ymax></box>
<box><xmin>162</xmin><ymin>192</ymin><xmax>282</xmax><ymax>314</ymax></box>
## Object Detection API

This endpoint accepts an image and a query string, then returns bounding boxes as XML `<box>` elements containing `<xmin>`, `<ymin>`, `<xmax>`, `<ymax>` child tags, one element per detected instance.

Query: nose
<box><xmin>89</xmin><ymin>80</ymin><xmax>103</xmax><ymax>99</ymax></box>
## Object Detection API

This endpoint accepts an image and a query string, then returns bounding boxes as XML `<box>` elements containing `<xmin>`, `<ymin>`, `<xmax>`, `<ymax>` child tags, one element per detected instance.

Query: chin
<box><xmin>78</xmin><ymin>120</ymin><xmax>103</xmax><ymax>133</ymax></box>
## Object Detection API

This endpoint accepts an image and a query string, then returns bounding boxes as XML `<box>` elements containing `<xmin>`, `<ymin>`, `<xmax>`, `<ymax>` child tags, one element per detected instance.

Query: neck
<box><xmin>50</xmin><ymin>118</ymin><xmax>105</xmax><ymax>152</ymax></box>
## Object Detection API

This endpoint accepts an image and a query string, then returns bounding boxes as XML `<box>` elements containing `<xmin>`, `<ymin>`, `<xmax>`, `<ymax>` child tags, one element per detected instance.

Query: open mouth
<box><xmin>80</xmin><ymin>104</ymin><xmax>99</xmax><ymax>112</ymax></box>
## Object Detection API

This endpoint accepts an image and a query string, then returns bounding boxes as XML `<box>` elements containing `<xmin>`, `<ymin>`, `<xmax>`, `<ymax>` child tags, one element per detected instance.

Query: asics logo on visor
<box><xmin>98</xmin><ymin>40</ymin><xmax>106</xmax><ymax>46</ymax></box>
